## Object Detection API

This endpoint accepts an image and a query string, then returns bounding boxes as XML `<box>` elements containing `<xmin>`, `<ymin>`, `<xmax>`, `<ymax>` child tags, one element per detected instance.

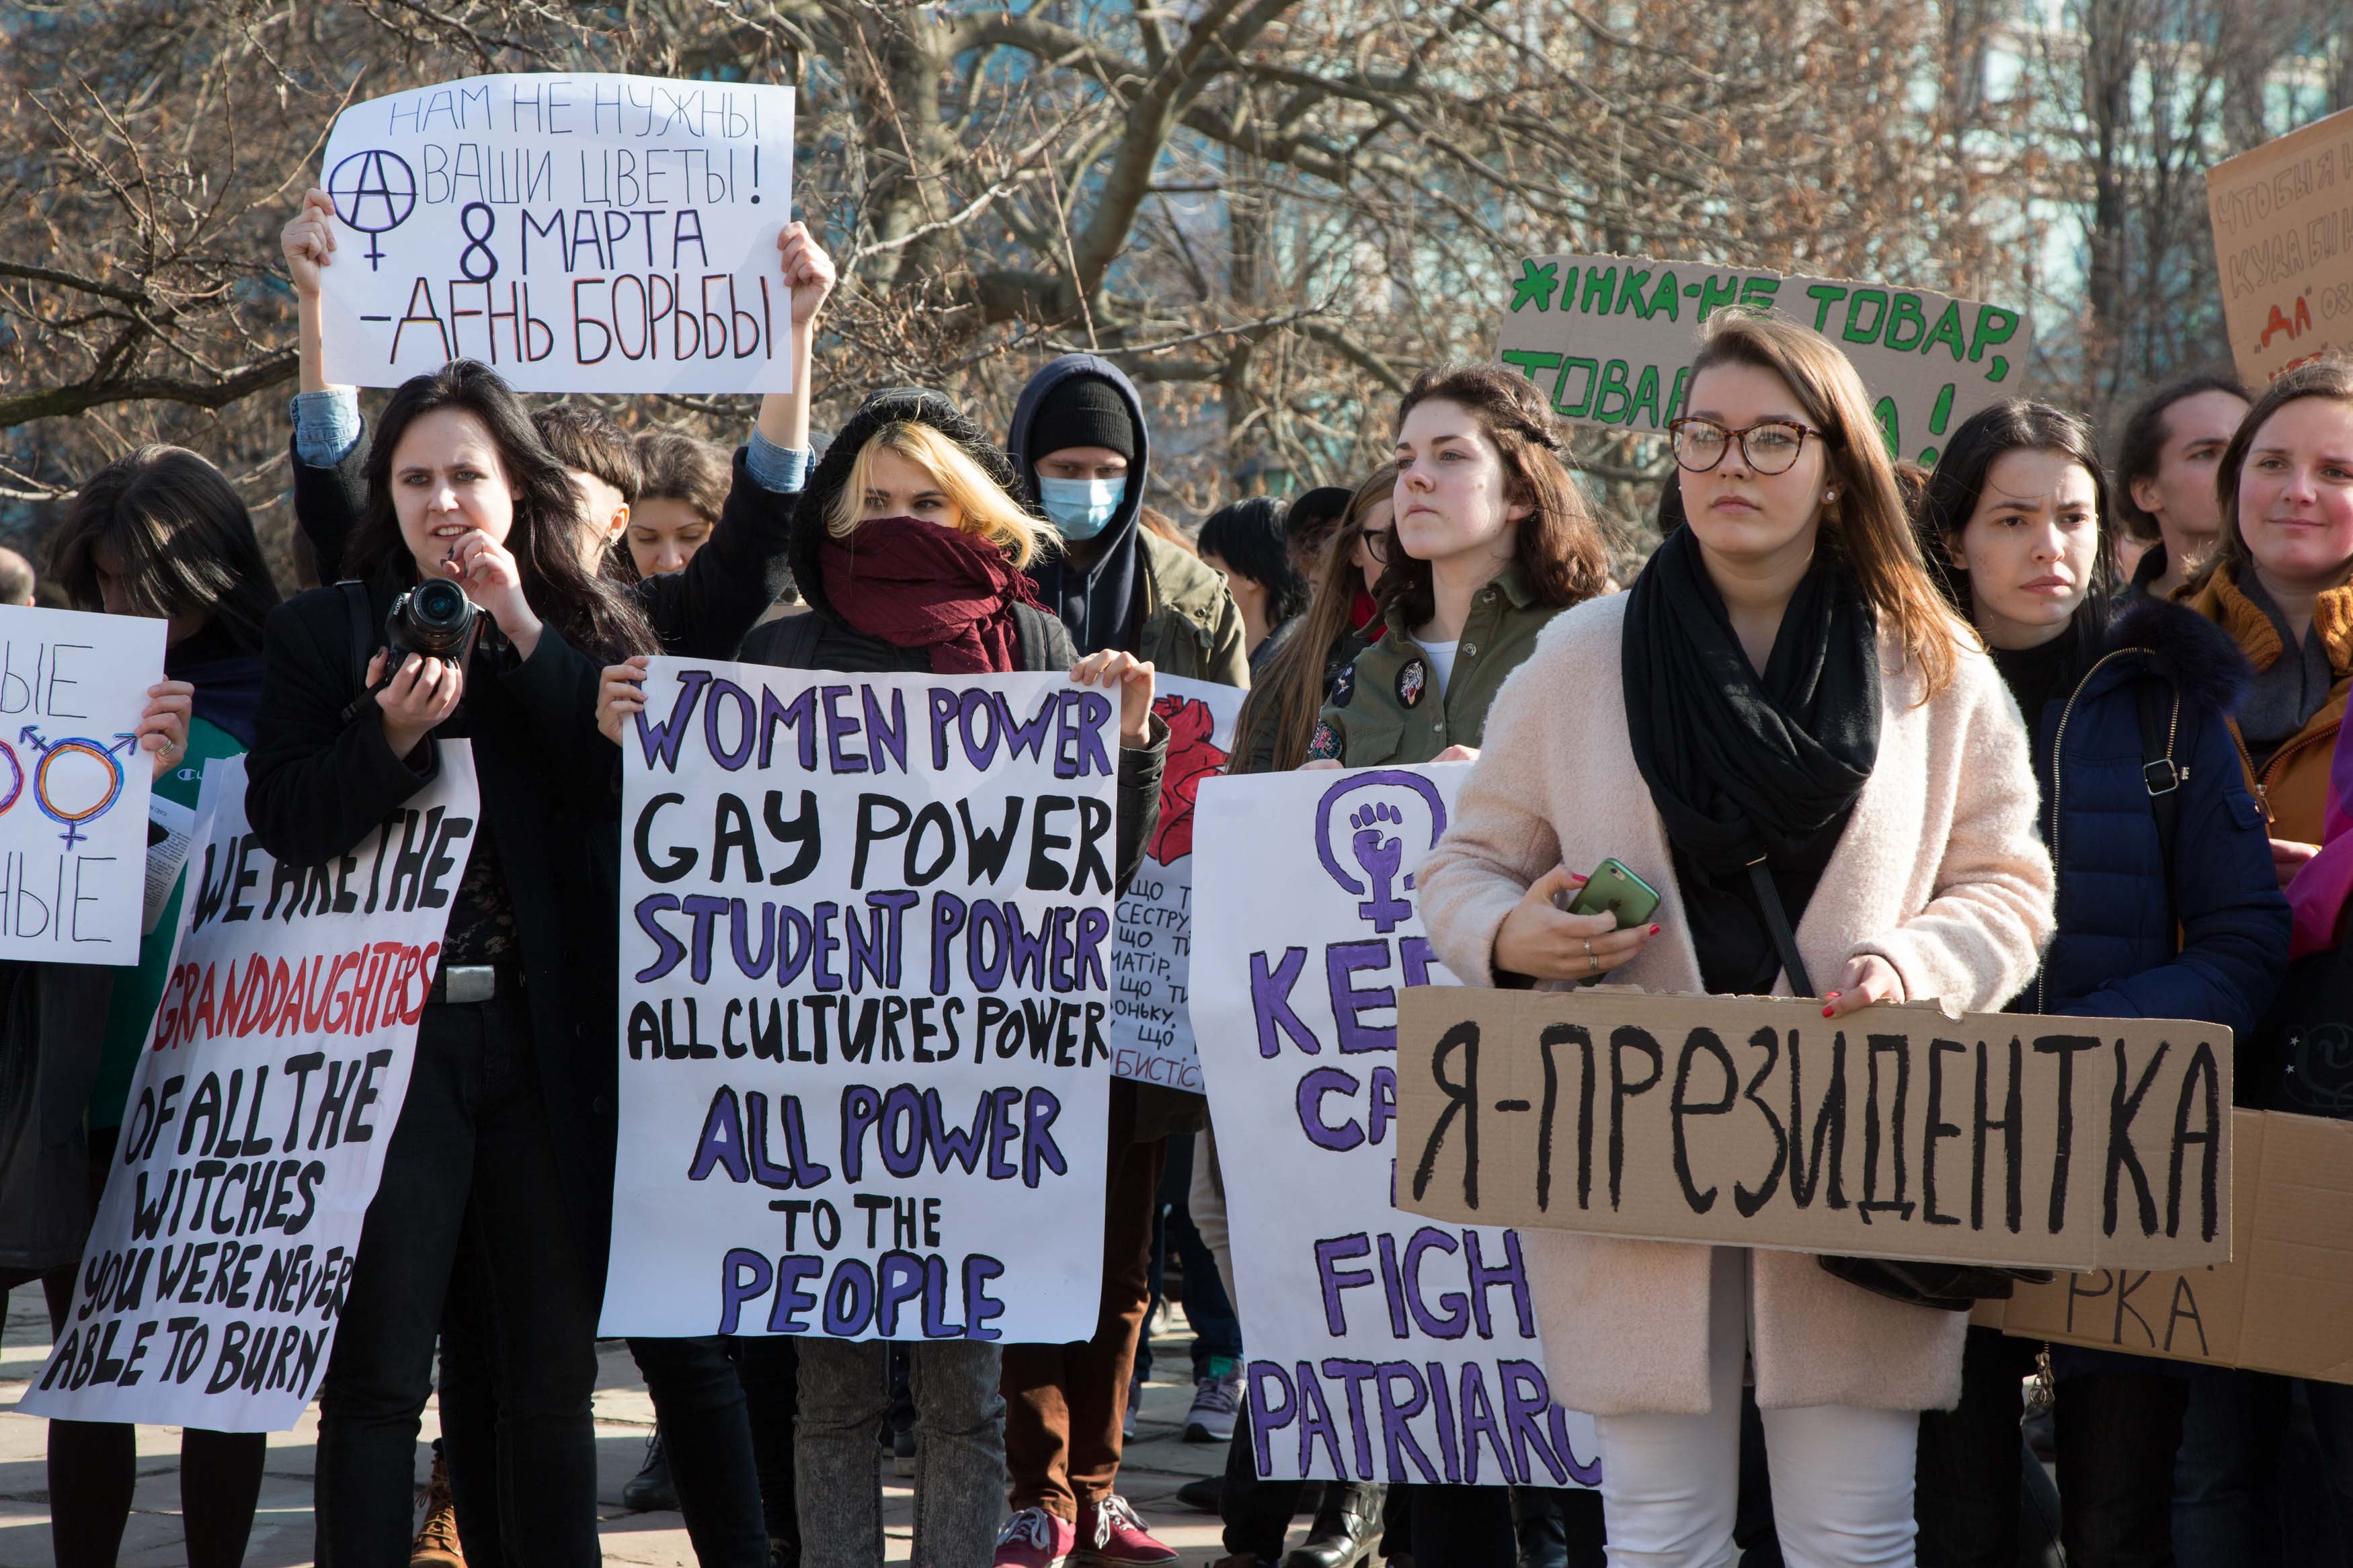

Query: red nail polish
<box><xmin>1648</xmin><ymin>924</ymin><xmax>1661</xmax><ymax>936</ymax></box>
<box><xmin>1823</xmin><ymin>1005</ymin><xmax>1837</xmax><ymax>1018</ymax></box>
<box><xmin>1568</xmin><ymin>874</ymin><xmax>1588</xmax><ymax>884</ymax></box>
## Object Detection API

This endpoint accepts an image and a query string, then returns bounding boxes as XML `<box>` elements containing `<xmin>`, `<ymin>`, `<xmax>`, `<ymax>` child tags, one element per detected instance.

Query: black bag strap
<box><xmin>1747</xmin><ymin>854</ymin><xmax>1815</xmax><ymax>999</ymax></box>
<box><xmin>333</xmin><ymin>580</ymin><xmax>376</xmax><ymax>726</ymax></box>
<box><xmin>2136</xmin><ymin>676</ymin><xmax>2185</xmax><ymax>933</ymax></box>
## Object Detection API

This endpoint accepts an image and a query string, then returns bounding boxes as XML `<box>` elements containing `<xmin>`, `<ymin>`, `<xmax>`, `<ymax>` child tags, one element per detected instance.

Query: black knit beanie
<box><xmin>1029</xmin><ymin>376</ymin><xmax>1135</xmax><ymax>462</ymax></box>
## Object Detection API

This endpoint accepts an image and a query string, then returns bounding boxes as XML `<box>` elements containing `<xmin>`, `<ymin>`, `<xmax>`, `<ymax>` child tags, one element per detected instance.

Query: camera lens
<box><xmin>411</xmin><ymin>579</ymin><xmax>469</xmax><ymax>628</ymax></box>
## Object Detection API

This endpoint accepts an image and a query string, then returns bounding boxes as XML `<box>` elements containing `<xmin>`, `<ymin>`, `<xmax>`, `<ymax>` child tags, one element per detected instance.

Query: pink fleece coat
<box><xmin>1417</xmin><ymin>591</ymin><xmax>2055</xmax><ymax>1416</ymax></box>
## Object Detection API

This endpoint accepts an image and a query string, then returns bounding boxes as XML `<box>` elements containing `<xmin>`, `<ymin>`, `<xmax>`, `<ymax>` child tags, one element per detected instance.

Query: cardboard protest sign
<box><xmin>1397</xmin><ymin>987</ymin><xmax>2231</xmax><ymax>1274</ymax></box>
<box><xmin>1191</xmin><ymin>766</ymin><xmax>1599</xmax><ymax>1488</ymax></box>
<box><xmin>0</xmin><ymin>605</ymin><xmax>165</xmax><ymax>964</ymax></box>
<box><xmin>600</xmin><ymin>659</ymin><xmax>1120</xmax><ymax>1342</ymax></box>
<box><xmin>1990</xmin><ymin>1109</ymin><xmax>2353</xmax><ymax>1385</ymax></box>
<box><xmin>2206</xmin><ymin>106</ymin><xmax>2353</xmax><ymax>386</ymax></box>
<box><xmin>1111</xmin><ymin>674</ymin><xmax>1244</xmax><ymax>1091</ymax></box>
<box><xmin>22</xmin><ymin>749</ymin><xmax>480</xmax><ymax>1430</ymax></box>
<box><xmin>1496</xmin><ymin>255</ymin><xmax>2030</xmax><ymax>464</ymax></box>
<box><xmin>318</xmin><ymin>72</ymin><xmax>796</xmax><ymax>394</ymax></box>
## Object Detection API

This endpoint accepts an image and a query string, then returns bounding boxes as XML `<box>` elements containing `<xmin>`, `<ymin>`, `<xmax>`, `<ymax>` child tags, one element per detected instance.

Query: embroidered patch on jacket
<box><xmin>1308</xmin><ymin>721</ymin><xmax>1341</xmax><ymax>760</ymax></box>
<box><xmin>1332</xmin><ymin>665</ymin><xmax>1355</xmax><ymax>708</ymax></box>
<box><xmin>1396</xmin><ymin>659</ymin><xmax>1427</xmax><ymax>708</ymax></box>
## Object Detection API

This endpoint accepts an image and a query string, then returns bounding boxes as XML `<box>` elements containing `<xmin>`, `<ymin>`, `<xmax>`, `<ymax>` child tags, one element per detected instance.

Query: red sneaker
<box><xmin>1076</xmin><ymin>1495</ymin><xmax>1179</xmax><ymax>1566</ymax></box>
<box><xmin>994</xmin><ymin>1506</ymin><xmax>1076</xmax><ymax>1568</ymax></box>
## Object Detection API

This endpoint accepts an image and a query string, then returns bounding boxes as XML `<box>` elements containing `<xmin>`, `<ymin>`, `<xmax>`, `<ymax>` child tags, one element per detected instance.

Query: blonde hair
<box><xmin>824</xmin><ymin>420</ymin><xmax>1057</xmax><ymax>567</ymax></box>
<box><xmin>1690</xmin><ymin>312</ymin><xmax>1964</xmax><ymax>698</ymax></box>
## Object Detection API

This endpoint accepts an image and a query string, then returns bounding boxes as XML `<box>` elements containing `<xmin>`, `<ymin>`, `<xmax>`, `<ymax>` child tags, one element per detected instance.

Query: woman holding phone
<box><xmin>1420</xmin><ymin>313</ymin><xmax>2054</xmax><ymax>1565</ymax></box>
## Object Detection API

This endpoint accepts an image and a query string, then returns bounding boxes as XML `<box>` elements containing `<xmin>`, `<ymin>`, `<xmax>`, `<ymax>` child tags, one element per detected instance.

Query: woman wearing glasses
<box><xmin>1420</xmin><ymin>314</ymin><xmax>2053</xmax><ymax>1566</ymax></box>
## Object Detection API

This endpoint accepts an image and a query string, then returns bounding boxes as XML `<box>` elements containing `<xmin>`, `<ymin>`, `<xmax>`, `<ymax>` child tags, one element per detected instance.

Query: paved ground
<box><xmin>0</xmin><ymin>1284</ymin><xmax>1355</xmax><ymax>1567</ymax></box>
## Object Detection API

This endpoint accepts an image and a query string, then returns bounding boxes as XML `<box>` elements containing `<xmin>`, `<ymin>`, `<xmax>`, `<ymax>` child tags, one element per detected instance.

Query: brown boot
<box><xmin>411</xmin><ymin>1448</ymin><xmax>465</xmax><ymax>1567</ymax></box>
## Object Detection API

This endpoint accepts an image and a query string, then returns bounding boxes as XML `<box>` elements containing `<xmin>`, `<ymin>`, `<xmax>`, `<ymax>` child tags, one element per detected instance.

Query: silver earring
<box><xmin>1823</xmin><ymin>488</ymin><xmax>1837</xmax><ymax>503</ymax></box>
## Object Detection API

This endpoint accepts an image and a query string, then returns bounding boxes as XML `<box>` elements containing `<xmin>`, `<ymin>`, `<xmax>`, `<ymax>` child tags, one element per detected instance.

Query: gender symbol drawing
<box><xmin>17</xmin><ymin>726</ymin><xmax>138</xmax><ymax>848</ymax></box>
<box><xmin>1313</xmin><ymin>770</ymin><xmax>1449</xmax><ymax>935</ymax></box>
<box><xmin>328</xmin><ymin>150</ymin><xmax>417</xmax><ymax>271</ymax></box>
<box><xmin>1145</xmin><ymin>694</ymin><xmax>1230</xmax><ymax>866</ymax></box>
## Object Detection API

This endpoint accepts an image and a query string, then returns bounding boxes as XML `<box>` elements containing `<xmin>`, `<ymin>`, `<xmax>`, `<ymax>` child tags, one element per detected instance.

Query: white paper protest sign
<box><xmin>0</xmin><ymin>605</ymin><xmax>165</xmax><ymax>965</ymax></box>
<box><xmin>1191</xmin><ymin>764</ymin><xmax>1600</xmax><ymax>1488</ymax></box>
<box><xmin>318</xmin><ymin>73</ymin><xmax>797</xmax><ymax>394</ymax></box>
<box><xmin>1111</xmin><ymin>674</ymin><xmax>1244</xmax><ymax>1092</ymax></box>
<box><xmin>1496</xmin><ymin>255</ymin><xmax>2030</xmax><ymax>466</ymax></box>
<box><xmin>600</xmin><ymin>659</ymin><xmax>1119</xmax><ymax>1342</ymax></box>
<box><xmin>22</xmin><ymin>747</ymin><xmax>480</xmax><ymax>1431</ymax></box>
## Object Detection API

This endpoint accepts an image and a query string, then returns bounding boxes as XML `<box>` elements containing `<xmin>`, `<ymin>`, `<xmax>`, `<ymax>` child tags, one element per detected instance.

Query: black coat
<box><xmin>243</xmin><ymin>577</ymin><xmax>621</xmax><ymax>1282</ymax></box>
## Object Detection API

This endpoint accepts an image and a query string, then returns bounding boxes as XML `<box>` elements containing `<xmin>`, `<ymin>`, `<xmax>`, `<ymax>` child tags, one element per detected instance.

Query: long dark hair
<box><xmin>1377</xmin><ymin>364</ymin><xmax>1610</xmax><ymax>627</ymax></box>
<box><xmin>1228</xmin><ymin>466</ymin><xmax>1396</xmax><ymax>776</ymax></box>
<box><xmin>1918</xmin><ymin>399</ymin><xmax>2116</xmax><ymax>616</ymax></box>
<box><xmin>2112</xmin><ymin>372</ymin><xmax>2247</xmax><ymax>542</ymax></box>
<box><xmin>2188</xmin><ymin>358</ymin><xmax>2353</xmax><ymax>598</ymax></box>
<box><xmin>1199</xmin><ymin>496</ymin><xmax>1310</xmax><ymax>625</ymax></box>
<box><xmin>52</xmin><ymin>445</ymin><xmax>279</xmax><ymax>650</ymax></box>
<box><xmin>347</xmin><ymin>360</ymin><xmax>655</xmax><ymax>660</ymax></box>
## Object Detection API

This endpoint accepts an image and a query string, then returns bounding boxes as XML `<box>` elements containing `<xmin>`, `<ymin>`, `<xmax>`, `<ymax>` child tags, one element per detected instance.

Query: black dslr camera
<box><xmin>385</xmin><ymin>579</ymin><xmax>479</xmax><ymax>666</ymax></box>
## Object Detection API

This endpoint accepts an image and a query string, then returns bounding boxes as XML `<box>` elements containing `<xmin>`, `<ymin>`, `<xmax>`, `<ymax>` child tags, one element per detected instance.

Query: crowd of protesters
<box><xmin>3</xmin><ymin>171</ymin><xmax>2353</xmax><ymax>1568</ymax></box>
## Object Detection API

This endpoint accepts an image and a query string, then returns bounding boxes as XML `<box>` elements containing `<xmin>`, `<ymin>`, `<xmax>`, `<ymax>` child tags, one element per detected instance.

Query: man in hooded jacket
<box><xmin>993</xmin><ymin>356</ymin><xmax>1248</xmax><ymax>1567</ymax></box>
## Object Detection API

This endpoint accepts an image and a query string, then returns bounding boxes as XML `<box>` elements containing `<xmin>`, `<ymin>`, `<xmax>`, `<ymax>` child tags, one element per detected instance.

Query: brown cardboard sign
<box><xmin>1395</xmin><ymin>988</ymin><xmax>2231</xmax><ymax>1272</ymax></box>
<box><xmin>2206</xmin><ymin>105</ymin><xmax>2353</xmax><ymax>386</ymax></box>
<box><xmin>1993</xmin><ymin>1110</ymin><xmax>2353</xmax><ymax>1385</ymax></box>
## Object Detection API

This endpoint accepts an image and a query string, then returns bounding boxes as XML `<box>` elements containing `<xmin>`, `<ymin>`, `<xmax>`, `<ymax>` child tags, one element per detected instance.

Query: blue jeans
<box><xmin>796</xmin><ymin>1339</ymin><xmax>1004</xmax><ymax>1567</ymax></box>
<box><xmin>2175</xmin><ymin>1366</ymin><xmax>2353</xmax><ymax>1567</ymax></box>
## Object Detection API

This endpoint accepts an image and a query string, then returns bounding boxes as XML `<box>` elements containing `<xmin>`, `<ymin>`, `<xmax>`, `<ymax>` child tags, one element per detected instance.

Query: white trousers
<box><xmin>1593</xmin><ymin>1247</ymin><xmax>1919</xmax><ymax>1568</ymax></box>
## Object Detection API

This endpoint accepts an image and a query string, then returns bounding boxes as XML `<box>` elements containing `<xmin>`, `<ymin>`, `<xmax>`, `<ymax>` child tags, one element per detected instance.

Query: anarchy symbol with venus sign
<box><xmin>328</xmin><ymin>149</ymin><xmax>417</xmax><ymax>270</ymax></box>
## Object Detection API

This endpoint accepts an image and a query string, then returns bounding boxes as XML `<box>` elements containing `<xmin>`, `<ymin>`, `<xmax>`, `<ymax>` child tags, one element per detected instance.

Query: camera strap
<box><xmin>335</xmin><ymin>579</ymin><xmax>376</xmax><ymax>726</ymax></box>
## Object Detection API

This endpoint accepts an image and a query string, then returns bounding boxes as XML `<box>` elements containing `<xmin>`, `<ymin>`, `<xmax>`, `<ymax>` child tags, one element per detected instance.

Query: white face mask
<box><xmin>1038</xmin><ymin>476</ymin><xmax>1123</xmax><ymax>540</ymax></box>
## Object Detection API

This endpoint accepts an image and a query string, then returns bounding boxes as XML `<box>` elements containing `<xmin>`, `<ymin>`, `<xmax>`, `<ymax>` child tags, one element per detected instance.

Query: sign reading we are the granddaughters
<box><xmin>1397</xmin><ymin>988</ymin><xmax>2231</xmax><ymax>1274</ymax></box>
<box><xmin>23</xmin><ymin>750</ymin><xmax>480</xmax><ymax>1431</ymax></box>
<box><xmin>600</xmin><ymin>659</ymin><xmax>1119</xmax><ymax>1344</ymax></box>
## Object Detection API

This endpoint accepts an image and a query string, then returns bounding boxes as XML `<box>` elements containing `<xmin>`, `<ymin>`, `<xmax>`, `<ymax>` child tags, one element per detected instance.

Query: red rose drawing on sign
<box><xmin>1148</xmin><ymin>694</ymin><xmax>1229</xmax><ymax>866</ymax></box>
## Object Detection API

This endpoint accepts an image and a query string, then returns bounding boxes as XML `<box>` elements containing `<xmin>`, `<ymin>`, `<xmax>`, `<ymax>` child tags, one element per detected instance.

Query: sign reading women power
<box><xmin>1111</xmin><ymin>675</ymin><xmax>1244</xmax><ymax>1091</ymax></box>
<box><xmin>22</xmin><ymin>749</ymin><xmax>480</xmax><ymax>1431</ymax></box>
<box><xmin>0</xmin><ymin>604</ymin><xmax>165</xmax><ymax>964</ymax></box>
<box><xmin>601</xmin><ymin>659</ymin><xmax>1119</xmax><ymax>1342</ymax></box>
<box><xmin>1497</xmin><ymin>255</ymin><xmax>2030</xmax><ymax>466</ymax></box>
<box><xmin>1191</xmin><ymin>765</ymin><xmax>1599</xmax><ymax>1489</ymax></box>
<box><xmin>317</xmin><ymin>73</ymin><xmax>796</xmax><ymax>394</ymax></box>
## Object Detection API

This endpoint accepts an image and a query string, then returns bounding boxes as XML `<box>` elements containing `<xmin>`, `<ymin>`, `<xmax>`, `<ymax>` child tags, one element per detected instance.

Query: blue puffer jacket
<box><xmin>2020</xmin><ymin>595</ymin><xmax>2288</xmax><ymax>1036</ymax></box>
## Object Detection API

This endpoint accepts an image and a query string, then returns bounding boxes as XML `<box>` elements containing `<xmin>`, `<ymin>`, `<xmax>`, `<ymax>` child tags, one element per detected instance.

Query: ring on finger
<box><xmin>1587</xmin><ymin>953</ymin><xmax>1600</xmax><ymax>975</ymax></box>
<box><xmin>1581</xmin><ymin>938</ymin><xmax>1593</xmax><ymax>958</ymax></box>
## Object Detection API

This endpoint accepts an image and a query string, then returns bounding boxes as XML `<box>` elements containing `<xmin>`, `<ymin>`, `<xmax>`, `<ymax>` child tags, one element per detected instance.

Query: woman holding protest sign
<box><xmin>596</xmin><ymin>380</ymin><xmax>1168</xmax><ymax>1568</ymax></box>
<box><xmin>1190</xmin><ymin>464</ymin><xmax>1402</xmax><ymax>1564</ymax></box>
<box><xmin>1914</xmin><ymin>399</ymin><xmax>2286</xmax><ymax>1567</ymax></box>
<box><xmin>0</xmin><ymin>448</ymin><xmax>259</xmax><ymax>1568</ymax></box>
<box><xmin>1419</xmin><ymin>313</ymin><xmax>2055</xmax><ymax>1567</ymax></box>
<box><xmin>1295</xmin><ymin>364</ymin><xmax>1614</xmax><ymax>1567</ymax></box>
<box><xmin>245</xmin><ymin>357</ymin><xmax>653</xmax><ymax>1567</ymax></box>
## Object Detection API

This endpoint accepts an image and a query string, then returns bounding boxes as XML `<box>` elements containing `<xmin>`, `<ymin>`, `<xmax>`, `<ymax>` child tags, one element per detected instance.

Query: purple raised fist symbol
<box><xmin>1314</xmin><ymin>770</ymin><xmax>1449</xmax><ymax>936</ymax></box>
<box><xmin>1349</xmin><ymin>802</ymin><xmax>1412</xmax><ymax>932</ymax></box>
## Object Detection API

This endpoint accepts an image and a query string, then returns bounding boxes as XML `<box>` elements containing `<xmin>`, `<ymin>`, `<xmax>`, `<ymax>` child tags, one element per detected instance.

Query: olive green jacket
<box><xmin>1308</xmin><ymin>567</ymin><xmax>1565</xmax><ymax>765</ymax></box>
<box><xmin>1134</xmin><ymin>530</ymin><xmax>1250</xmax><ymax>688</ymax></box>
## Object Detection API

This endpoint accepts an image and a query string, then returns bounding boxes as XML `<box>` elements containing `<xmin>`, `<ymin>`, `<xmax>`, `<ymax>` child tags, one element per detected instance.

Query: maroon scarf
<box><xmin>819</xmin><ymin>515</ymin><xmax>1041</xmax><ymax>674</ymax></box>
